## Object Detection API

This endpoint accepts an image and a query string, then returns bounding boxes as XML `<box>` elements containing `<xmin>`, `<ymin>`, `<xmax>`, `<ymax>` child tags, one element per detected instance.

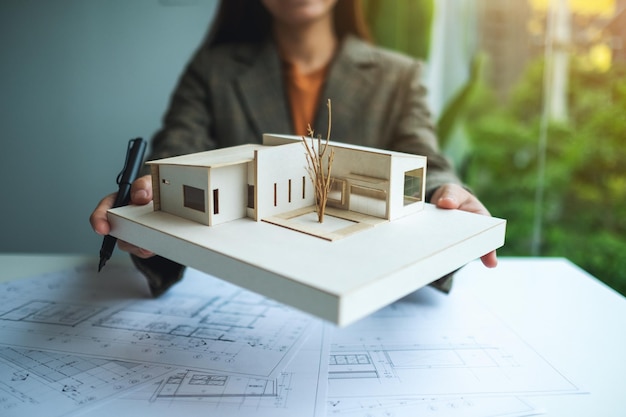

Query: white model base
<box><xmin>108</xmin><ymin>203</ymin><xmax>506</xmax><ymax>326</ymax></box>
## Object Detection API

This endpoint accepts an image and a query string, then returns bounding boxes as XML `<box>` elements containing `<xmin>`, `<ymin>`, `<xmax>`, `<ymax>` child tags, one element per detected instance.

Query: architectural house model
<box><xmin>148</xmin><ymin>134</ymin><xmax>427</xmax><ymax>241</ymax></box>
<box><xmin>108</xmin><ymin>134</ymin><xmax>506</xmax><ymax>326</ymax></box>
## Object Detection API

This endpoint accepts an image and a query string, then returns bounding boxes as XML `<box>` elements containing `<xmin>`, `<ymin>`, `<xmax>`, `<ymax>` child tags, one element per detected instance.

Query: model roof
<box><xmin>146</xmin><ymin>144</ymin><xmax>266</xmax><ymax>168</ymax></box>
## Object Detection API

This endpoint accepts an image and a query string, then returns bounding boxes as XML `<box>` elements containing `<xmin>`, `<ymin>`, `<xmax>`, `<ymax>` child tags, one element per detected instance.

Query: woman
<box><xmin>91</xmin><ymin>0</ymin><xmax>497</xmax><ymax>296</ymax></box>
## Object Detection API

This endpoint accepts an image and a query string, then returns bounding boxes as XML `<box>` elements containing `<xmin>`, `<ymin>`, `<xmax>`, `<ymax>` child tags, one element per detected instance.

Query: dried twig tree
<box><xmin>302</xmin><ymin>99</ymin><xmax>335</xmax><ymax>223</ymax></box>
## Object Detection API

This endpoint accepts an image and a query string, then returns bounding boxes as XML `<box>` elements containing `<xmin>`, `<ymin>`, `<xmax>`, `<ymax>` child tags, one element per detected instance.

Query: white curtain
<box><xmin>425</xmin><ymin>0</ymin><xmax>478</xmax><ymax>119</ymax></box>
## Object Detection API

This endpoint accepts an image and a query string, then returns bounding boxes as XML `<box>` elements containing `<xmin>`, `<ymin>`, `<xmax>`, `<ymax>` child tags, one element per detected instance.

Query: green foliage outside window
<box><xmin>364</xmin><ymin>2</ymin><xmax>626</xmax><ymax>295</ymax></box>
<box><xmin>363</xmin><ymin>0</ymin><xmax>433</xmax><ymax>61</ymax></box>
<box><xmin>464</xmin><ymin>60</ymin><xmax>626</xmax><ymax>295</ymax></box>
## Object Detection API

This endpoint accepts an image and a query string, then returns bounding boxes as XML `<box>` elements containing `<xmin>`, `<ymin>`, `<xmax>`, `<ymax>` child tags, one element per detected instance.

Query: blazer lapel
<box><xmin>232</xmin><ymin>36</ymin><xmax>378</xmax><ymax>141</ymax></box>
<box><xmin>234</xmin><ymin>41</ymin><xmax>292</xmax><ymax>139</ymax></box>
<box><xmin>316</xmin><ymin>36</ymin><xmax>378</xmax><ymax>143</ymax></box>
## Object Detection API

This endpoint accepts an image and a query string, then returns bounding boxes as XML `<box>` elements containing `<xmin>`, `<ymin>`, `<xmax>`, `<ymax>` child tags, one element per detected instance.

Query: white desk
<box><xmin>1</xmin><ymin>254</ymin><xmax>625</xmax><ymax>416</ymax></box>
<box><xmin>454</xmin><ymin>258</ymin><xmax>626</xmax><ymax>417</ymax></box>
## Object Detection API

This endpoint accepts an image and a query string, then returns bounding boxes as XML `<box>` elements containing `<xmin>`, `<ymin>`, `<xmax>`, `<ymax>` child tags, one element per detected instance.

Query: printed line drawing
<box><xmin>80</xmin><ymin>321</ymin><xmax>331</xmax><ymax>417</ymax></box>
<box><xmin>0</xmin><ymin>265</ymin><xmax>315</xmax><ymax>378</ymax></box>
<box><xmin>0</xmin><ymin>346</ymin><xmax>172</xmax><ymax>417</ymax></box>
<box><xmin>1</xmin><ymin>300</ymin><xmax>105</xmax><ymax>326</ymax></box>
<box><xmin>329</xmin><ymin>340</ymin><xmax>520</xmax><ymax>382</ymax></box>
<box><xmin>327</xmin><ymin>286</ymin><xmax>582</xmax><ymax>399</ymax></box>
<box><xmin>148</xmin><ymin>369</ymin><xmax>291</xmax><ymax>407</ymax></box>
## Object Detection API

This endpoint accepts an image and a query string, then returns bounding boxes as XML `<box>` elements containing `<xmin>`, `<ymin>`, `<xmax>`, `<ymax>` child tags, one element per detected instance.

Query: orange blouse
<box><xmin>284</xmin><ymin>61</ymin><xmax>329</xmax><ymax>136</ymax></box>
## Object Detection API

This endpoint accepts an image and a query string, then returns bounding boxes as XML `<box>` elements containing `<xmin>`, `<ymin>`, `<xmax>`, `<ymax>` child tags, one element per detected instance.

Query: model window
<box><xmin>213</xmin><ymin>189</ymin><xmax>219</xmax><ymax>214</ymax></box>
<box><xmin>288</xmin><ymin>179</ymin><xmax>292</xmax><ymax>203</ymax></box>
<box><xmin>328</xmin><ymin>178</ymin><xmax>346</xmax><ymax>205</ymax></box>
<box><xmin>247</xmin><ymin>184</ymin><xmax>255</xmax><ymax>209</ymax></box>
<box><xmin>403</xmin><ymin>168</ymin><xmax>424</xmax><ymax>205</ymax></box>
<box><xmin>183</xmin><ymin>185</ymin><xmax>205</xmax><ymax>212</ymax></box>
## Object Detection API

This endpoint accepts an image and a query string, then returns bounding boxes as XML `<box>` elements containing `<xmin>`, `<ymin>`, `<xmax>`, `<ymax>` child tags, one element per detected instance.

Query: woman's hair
<box><xmin>206</xmin><ymin>0</ymin><xmax>372</xmax><ymax>46</ymax></box>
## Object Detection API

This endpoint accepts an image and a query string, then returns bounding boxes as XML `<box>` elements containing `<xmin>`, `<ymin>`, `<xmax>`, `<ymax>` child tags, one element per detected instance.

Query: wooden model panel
<box><xmin>254</xmin><ymin>142</ymin><xmax>313</xmax><ymax>219</ymax></box>
<box><xmin>158</xmin><ymin>165</ymin><xmax>210</xmax><ymax>225</ymax></box>
<box><xmin>108</xmin><ymin>203</ymin><xmax>506</xmax><ymax>326</ymax></box>
<box><xmin>209</xmin><ymin>163</ymin><xmax>248</xmax><ymax>225</ymax></box>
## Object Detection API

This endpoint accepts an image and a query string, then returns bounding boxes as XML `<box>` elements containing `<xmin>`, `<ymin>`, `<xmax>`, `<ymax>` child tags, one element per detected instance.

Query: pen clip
<box><xmin>116</xmin><ymin>140</ymin><xmax>133</xmax><ymax>185</ymax></box>
<box><xmin>115</xmin><ymin>138</ymin><xmax>146</xmax><ymax>185</ymax></box>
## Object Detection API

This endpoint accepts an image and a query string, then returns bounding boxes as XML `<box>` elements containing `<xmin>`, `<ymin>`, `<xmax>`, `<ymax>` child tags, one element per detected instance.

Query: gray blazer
<box><xmin>137</xmin><ymin>35</ymin><xmax>460</xmax><ymax>296</ymax></box>
<box><xmin>150</xmin><ymin>35</ymin><xmax>460</xmax><ymax>194</ymax></box>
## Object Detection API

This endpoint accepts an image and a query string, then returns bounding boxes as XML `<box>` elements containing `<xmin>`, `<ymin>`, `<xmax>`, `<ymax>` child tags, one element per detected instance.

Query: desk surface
<box><xmin>454</xmin><ymin>258</ymin><xmax>626</xmax><ymax>417</ymax></box>
<box><xmin>1</xmin><ymin>254</ymin><xmax>625</xmax><ymax>416</ymax></box>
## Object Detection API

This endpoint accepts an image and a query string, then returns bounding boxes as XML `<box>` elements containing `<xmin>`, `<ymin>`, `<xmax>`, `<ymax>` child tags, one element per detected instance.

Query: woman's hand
<box><xmin>89</xmin><ymin>175</ymin><xmax>155</xmax><ymax>259</ymax></box>
<box><xmin>430</xmin><ymin>183</ymin><xmax>498</xmax><ymax>268</ymax></box>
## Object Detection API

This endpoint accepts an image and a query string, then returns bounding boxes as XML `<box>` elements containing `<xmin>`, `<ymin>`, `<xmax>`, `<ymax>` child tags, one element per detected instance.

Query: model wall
<box><xmin>210</xmin><ymin>164</ymin><xmax>248</xmax><ymax>225</ymax></box>
<box><xmin>159</xmin><ymin>165</ymin><xmax>211</xmax><ymax>226</ymax></box>
<box><xmin>255</xmin><ymin>143</ymin><xmax>315</xmax><ymax>219</ymax></box>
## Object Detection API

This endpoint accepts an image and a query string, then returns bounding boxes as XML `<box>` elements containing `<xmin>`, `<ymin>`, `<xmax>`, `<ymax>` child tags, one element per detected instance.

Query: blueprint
<box><xmin>0</xmin><ymin>262</ymin><xmax>583</xmax><ymax>417</ymax></box>
<box><xmin>0</xmin><ymin>346</ymin><xmax>173</xmax><ymax>417</ymax></box>
<box><xmin>0</xmin><ymin>264</ymin><xmax>316</xmax><ymax>379</ymax></box>
<box><xmin>326</xmin><ymin>285</ymin><xmax>581</xmax><ymax>415</ymax></box>
<box><xmin>82</xmin><ymin>323</ymin><xmax>330</xmax><ymax>417</ymax></box>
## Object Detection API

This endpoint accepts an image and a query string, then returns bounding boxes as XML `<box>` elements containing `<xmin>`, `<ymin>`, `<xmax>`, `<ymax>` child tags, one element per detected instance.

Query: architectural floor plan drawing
<box><xmin>150</xmin><ymin>370</ymin><xmax>283</xmax><ymax>402</ymax></box>
<box><xmin>0</xmin><ymin>264</ymin><xmax>316</xmax><ymax>379</ymax></box>
<box><xmin>81</xmin><ymin>324</ymin><xmax>330</xmax><ymax>417</ymax></box>
<box><xmin>327</xmin><ymin>285</ymin><xmax>582</xmax><ymax>400</ymax></box>
<box><xmin>0</xmin><ymin>346</ymin><xmax>173</xmax><ymax>417</ymax></box>
<box><xmin>1</xmin><ymin>262</ymin><xmax>588</xmax><ymax>417</ymax></box>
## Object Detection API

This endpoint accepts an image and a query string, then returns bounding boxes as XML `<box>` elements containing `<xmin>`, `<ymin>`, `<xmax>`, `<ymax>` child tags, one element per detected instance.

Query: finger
<box><xmin>432</xmin><ymin>185</ymin><xmax>498</xmax><ymax>267</ymax></box>
<box><xmin>89</xmin><ymin>193</ymin><xmax>117</xmax><ymax>236</ymax></box>
<box><xmin>130</xmin><ymin>175</ymin><xmax>153</xmax><ymax>205</ymax></box>
<box><xmin>458</xmin><ymin>197</ymin><xmax>491</xmax><ymax>217</ymax></box>
<box><xmin>480</xmin><ymin>250</ymin><xmax>498</xmax><ymax>268</ymax></box>
<box><xmin>431</xmin><ymin>184</ymin><xmax>470</xmax><ymax>211</ymax></box>
<box><xmin>431</xmin><ymin>184</ymin><xmax>463</xmax><ymax>210</ymax></box>
<box><xmin>117</xmin><ymin>240</ymin><xmax>155</xmax><ymax>258</ymax></box>
<box><xmin>434</xmin><ymin>184</ymin><xmax>492</xmax><ymax>216</ymax></box>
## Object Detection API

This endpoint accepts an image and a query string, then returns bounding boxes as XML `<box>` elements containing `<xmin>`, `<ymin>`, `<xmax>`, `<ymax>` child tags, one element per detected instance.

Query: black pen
<box><xmin>98</xmin><ymin>137</ymin><xmax>147</xmax><ymax>272</ymax></box>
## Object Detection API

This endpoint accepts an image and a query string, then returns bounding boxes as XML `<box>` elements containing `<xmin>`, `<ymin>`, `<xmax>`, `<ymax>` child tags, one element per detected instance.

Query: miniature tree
<box><xmin>302</xmin><ymin>99</ymin><xmax>335</xmax><ymax>223</ymax></box>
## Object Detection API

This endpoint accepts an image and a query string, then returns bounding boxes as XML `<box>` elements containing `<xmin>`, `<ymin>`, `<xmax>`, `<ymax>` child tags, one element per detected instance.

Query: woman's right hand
<box><xmin>89</xmin><ymin>174</ymin><xmax>155</xmax><ymax>259</ymax></box>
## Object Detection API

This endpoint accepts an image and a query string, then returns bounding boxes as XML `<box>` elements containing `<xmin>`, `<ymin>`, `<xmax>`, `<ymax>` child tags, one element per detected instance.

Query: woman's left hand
<box><xmin>430</xmin><ymin>183</ymin><xmax>498</xmax><ymax>268</ymax></box>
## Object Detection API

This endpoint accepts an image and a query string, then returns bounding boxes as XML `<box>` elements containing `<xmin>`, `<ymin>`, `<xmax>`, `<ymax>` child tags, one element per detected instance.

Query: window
<box><xmin>247</xmin><ymin>184</ymin><xmax>255</xmax><ymax>209</ymax></box>
<box><xmin>213</xmin><ymin>189</ymin><xmax>219</xmax><ymax>214</ymax></box>
<box><xmin>183</xmin><ymin>185</ymin><xmax>205</xmax><ymax>212</ymax></box>
<box><xmin>274</xmin><ymin>183</ymin><xmax>278</xmax><ymax>207</ymax></box>
<box><xmin>403</xmin><ymin>168</ymin><xmax>424</xmax><ymax>206</ymax></box>
<box><xmin>288</xmin><ymin>179</ymin><xmax>292</xmax><ymax>203</ymax></box>
<box><xmin>328</xmin><ymin>178</ymin><xmax>346</xmax><ymax>206</ymax></box>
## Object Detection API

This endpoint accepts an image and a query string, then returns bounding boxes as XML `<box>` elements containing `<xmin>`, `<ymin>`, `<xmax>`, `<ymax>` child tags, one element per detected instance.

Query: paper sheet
<box><xmin>324</xmin><ymin>285</ymin><xmax>582</xmax><ymax>417</ymax></box>
<box><xmin>326</xmin><ymin>395</ymin><xmax>542</xmax><ymax>417</ymax></box>
<box><xmin>0</xmin><ymin>262</ymin><xmax>583</xmax><ymax>417</ymax></box>
<box><xmin>0</xmin><ymin>264</ymin><xmax>316</xmax><ymax>379</ymax></box>
<box><xmin>0</xmin><ymin>346</ymin><xmax>172</xmax><ymax>417</ymax></box>
<box><xmin>82</xmin><ymin>323</ymin><xmax>330</xmax><ymax>417</ymax></box>
<box><xmin>327</xmin><ymin>286</ymin><xmax>581</xmax><ymax>399</ymax></box>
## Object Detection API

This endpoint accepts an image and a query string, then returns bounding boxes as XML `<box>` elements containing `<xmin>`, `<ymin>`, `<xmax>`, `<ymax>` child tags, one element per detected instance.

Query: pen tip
<box><xmin>98</xmin><ymin>258</ymin><xmax>106</xmax><ymax>272</ymax></box>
